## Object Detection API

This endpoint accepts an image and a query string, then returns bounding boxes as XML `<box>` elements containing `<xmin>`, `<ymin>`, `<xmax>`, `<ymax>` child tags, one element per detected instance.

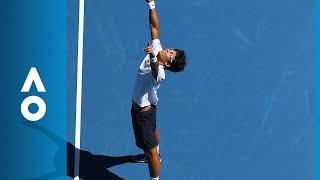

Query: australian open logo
<box><xmin>21</xmin><ymin>67</ymin><xmax>46</xmax><ymax>121</ymax></box>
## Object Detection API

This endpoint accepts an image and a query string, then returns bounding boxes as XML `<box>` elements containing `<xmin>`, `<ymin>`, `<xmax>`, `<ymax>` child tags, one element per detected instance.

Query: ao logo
<box><xmin>21</xmin><ymin>67</ymin><xmax>46</xmax><ymax>121</ymax></box>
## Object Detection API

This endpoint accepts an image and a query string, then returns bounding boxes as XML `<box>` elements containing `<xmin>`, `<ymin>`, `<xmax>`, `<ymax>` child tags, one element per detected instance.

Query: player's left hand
<box><xmin>143</xmin><ymin>42</ymin><xmax>155</xmax><ymax>58</ymax></box>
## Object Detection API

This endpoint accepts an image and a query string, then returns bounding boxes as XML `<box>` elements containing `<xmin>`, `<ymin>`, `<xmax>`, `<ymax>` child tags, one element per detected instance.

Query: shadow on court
<box><xmin>22</xmin><ymin>121</ymin><xmax>140</xmax><ymax>180</ymax></box>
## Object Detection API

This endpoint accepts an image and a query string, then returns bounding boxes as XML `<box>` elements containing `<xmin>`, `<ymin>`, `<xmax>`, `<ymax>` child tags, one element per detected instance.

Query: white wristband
<box><xmin>147</xmin><ymin>1</ymin><xmax>156</xmax><ymax>10</ymax></box>
<box><xmin>150</xmin><ymin>56</ymin><xmax>157</xmax><ymax>63</ymax></box>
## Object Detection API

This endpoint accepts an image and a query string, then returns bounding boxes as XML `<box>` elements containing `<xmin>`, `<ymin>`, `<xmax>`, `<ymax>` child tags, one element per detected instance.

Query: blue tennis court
<box><xmin>67</xmin><ymin>0</ymin><xmax>314</xmax><ymax>179</ymax></box>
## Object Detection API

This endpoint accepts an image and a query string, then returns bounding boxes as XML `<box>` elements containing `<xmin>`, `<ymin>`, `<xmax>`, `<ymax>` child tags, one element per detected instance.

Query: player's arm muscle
<box><xmin>148</xmin><ymin>2</ymin><xmax>160</xmax><ymax>40</ymax></box>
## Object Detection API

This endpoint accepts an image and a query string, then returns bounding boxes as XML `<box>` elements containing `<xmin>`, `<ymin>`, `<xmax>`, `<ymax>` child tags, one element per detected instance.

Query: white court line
<box><xmin>74</xmin><ymin>0</ymin><xmax>85</xmax><ymax>179</ymax></box>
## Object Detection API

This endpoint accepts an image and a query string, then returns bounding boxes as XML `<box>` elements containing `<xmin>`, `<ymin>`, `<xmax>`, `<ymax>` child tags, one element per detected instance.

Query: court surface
<box><xmin>67</xmin><ymin>0</ymin><xmax>314</xmax><ymax>179</ymax></box>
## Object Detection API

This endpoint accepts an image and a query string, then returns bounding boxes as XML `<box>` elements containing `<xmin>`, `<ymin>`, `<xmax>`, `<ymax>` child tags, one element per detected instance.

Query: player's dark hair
<box><xmin>166</xmin><ymin>49</ymin><xmax>187</xmax><ymax>72</ymax></box>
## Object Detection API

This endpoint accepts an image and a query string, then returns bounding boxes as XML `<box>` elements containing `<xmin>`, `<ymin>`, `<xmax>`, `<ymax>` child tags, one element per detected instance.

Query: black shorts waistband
<box><xmin>132</xmin><ymin>100</ymin><xmax>156</xmax><ymax>112</ymax></box>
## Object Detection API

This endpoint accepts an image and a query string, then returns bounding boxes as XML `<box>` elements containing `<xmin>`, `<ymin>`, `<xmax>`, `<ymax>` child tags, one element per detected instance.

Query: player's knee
<box><xmin>146</xmin><ymin>147</ymin><xmax>158</xmax><ymax>159</ymax></box>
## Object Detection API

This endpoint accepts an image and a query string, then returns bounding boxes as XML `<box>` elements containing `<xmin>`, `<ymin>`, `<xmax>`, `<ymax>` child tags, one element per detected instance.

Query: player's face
<box><xmin>158</xmin><ymin>49</ymin><xmax>177</xmax><ymax>65</ymax></box>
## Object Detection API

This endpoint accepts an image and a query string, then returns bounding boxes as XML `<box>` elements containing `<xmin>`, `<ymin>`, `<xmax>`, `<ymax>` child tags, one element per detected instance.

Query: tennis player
<box><xmin>130</xmin><ymin>0</ymin><xmax>187</xmax><ymax>179</ymax></box>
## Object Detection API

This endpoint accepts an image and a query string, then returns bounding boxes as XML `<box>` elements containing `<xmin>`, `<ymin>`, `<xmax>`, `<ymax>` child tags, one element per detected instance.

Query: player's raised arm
<box><xmin>146</xmin><ymin>0</ymin><xmax>159</xmax><ymax>40</ymax></box>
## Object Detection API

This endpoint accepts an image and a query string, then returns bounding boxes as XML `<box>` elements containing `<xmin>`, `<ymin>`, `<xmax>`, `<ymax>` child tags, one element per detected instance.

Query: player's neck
<box><xmin>156</xmin><ymin>55</ymin><xmax>165</xmax><ymax>66</ymax></box>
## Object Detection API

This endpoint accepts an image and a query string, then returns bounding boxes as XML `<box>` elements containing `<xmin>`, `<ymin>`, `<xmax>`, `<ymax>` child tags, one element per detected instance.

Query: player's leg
<box><xmin>155</xmin><ymin>129</ymin><xmax>160</xmax><ymax>156</ymax></box>
<box><xmin>132</xmin><ymin>129</ymin><xmax>159</xmax><ymax>163</ymax></box>
<box><xmin>155</xmin><ymin>129</ymin><xmax>160</xmax><ymax>144</ymax></box>
<box><xmin>135</xmin><ymin>129</ymin><xmax>160</xmax><ymax>164</ymax></box>
<box><xmin>131</xmin><ymin>106</ymin><xmax>144</xmax><ymax>149</ymax></box>
<box><xmin>145</xmin><ymin>146</ymin><xmax>160</xmax><ymax>178</ymax></box>
<box><xmin>130</xmin><ymin>105</ymin><xmax>149</xmax><ymax>163</ymax></box>
<box><xmin>142</xmin><ymin>106</ymin><xmax>160</xmax><ymax>178</ymax></box>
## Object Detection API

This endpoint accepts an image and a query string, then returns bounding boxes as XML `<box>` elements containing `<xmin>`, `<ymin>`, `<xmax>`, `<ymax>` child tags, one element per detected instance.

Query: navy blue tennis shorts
<box><xmin>131</xmin><ymin>104</ymin><xmax>157</xmax><ymax>151</ymax></box>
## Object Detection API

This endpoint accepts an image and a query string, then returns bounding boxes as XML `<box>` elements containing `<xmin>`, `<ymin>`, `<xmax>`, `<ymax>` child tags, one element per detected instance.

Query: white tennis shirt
<box><xmin>132</xmin><ymin>39</ymin><xmax>165</xmax><ymax>107</ymax></box>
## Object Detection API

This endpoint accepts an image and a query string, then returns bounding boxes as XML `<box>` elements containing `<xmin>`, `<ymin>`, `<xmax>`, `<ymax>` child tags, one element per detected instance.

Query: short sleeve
<box><xmin>154</xmin><ymin>65</ymin><xmax>165</xmax><ymax>83</ymax></box>
<box><xmin>152</xmin><ymin>39</ymin><xmax>163</xmax><ymax>55</ymax></box>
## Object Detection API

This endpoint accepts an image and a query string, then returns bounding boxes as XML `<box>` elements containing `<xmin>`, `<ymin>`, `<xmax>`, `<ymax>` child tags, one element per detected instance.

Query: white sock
<box><xmin>150</xmin><ymin>177</ymin><xmax>159</xmax><ymax>180</ymax></box>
